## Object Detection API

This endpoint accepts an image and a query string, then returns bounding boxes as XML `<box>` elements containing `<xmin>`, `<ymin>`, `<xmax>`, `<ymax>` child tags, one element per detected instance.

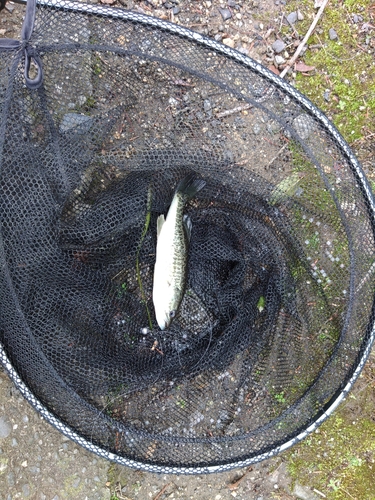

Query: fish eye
<box><xmin>169</xmin><ymin>310</ymin><xmax>176</xmax><ymax>318</ymax></box>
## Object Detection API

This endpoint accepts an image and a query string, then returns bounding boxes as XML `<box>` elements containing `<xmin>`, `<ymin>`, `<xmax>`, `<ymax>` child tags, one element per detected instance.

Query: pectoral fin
<box><xmin>183</xmin><ymin>214</ymin><xmax>192</xmax><ymax>242</ymax></box>
<box><xmin>157</xmin><ymin>214</ymin><xmax>165</xmax><ymax>238</ymax></box>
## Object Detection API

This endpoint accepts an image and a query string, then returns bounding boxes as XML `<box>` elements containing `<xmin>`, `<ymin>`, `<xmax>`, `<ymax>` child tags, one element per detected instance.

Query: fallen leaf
<box><xmin>268</xmin><ymin>64</ymin><xmax>280</xmax><ymax>75</ymax></box>
<box><xmin>295</xmin><ymin>61</ymin><xmax>316</xmax><ymax>72</ymax></box>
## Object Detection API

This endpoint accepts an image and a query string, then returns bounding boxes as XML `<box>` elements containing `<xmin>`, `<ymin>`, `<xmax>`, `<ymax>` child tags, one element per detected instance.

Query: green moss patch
<box><xmin>284</xmin><ymin>0</ymin><xmax>375</xmax><ymax>143</ymax></box>
<box><xmin>286</xmin><ymin>363</ymin><xmax>375</xmax><ymax>499</ymax></box>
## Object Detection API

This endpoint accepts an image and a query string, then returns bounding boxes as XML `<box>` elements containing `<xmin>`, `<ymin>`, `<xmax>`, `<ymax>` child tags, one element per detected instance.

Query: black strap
<box><xmin>0</xmin><ymin>0</ymin><xmax>43</xmax><ymax>89</ymax></box>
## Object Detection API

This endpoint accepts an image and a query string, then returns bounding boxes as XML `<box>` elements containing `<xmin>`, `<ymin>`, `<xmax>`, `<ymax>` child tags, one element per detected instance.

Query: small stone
<box><xmin>22</xmin><ymin>484</ymin><xmax>31</xmax><ymax>497</ymax></box>
<box><xmin>0</xmin><ymin>416</ymin><xmax>11</xmax><ymax>438</ymax></box>
<box><xmin>293</xmin><ymin>114</ymin><xmax>315</xmax><ymax>140</ymax></box>
<box><xmin>5</xmin><ymin>3</ymin><xmax>15</xmax><ymax>12</ymax></box>
<box><xmin>72</xmin><ymin>477</ymin><xmax>81</xmax><ymax>488</ymax></box>
<box><xmin>59</xmin><ymin>113</ymin><xmax>92</xmax><ymax>134</ymax></box>
<box><xmin>214</xmin><ymin>33</ymin><xmax>223</xmax><ymax>41</ymax></box>
<box><xmin>253</xmin><ymin>123</ymin><xmax>261</xmax><ymax>135</ymax></box>
<box><xmin>297</xmin><ymin>9</ymin><xmax>304</xmax><ymax>20</ymax></box>
<box><xmin>272</xmin><ymin>39</ymin><xmax>286</xmax><ymax>53</ymax></box>
<box><xmin>293</xmin><ymin>483</ymin><xmax>319</xmax><ymax>500</ymax></box>
<box><xmin>227</xmin><ymin>0</ymin><xmax>236</xmax><ymax>6</ymax></box>
<box><xmin>172</xmin><ymin>6</ymin><xmax>180</xmax><ymax>14</ymax></box>
<box><xmin>237</xmin><ymin>46</ymin><xmax>249</xmax><ymax>55</ymax></box>
<box><xmin>223</xmin><ymin>38</ymin><xmax>235</xmax><ymax>48</ymax></box>
<box><xmin>0</xmin><ymin>29</ymin><xmax>6</xmax><ymax>36</ymax></box>
<box><xmin>168</xmin><ymin>97</ymin><xmax>178</xmax><ymax>107</ymax></box>
<box><xmin>329</xmin><ymin>28</ymin><xmax>338</xmax><ymax>40</ymax></box>
<box><xmin>203</xmin><ymin>99</ymin><xmax>212</xmax><ymax>112</ymax></box>
<box><xmin>219</xmin><ymin>8</ymin><xmax>232</xmax><ymax>21</ymax></box>
<box><xmin>21</xmin><ymin>460</ymin><xmax>28</xmax><ymax>467</ymax></box>
<box><xmin>323</xmin><ymin>89</ymin><xmax>331</xmax><ymax>102</ymax></box>
<box><xmin>352</xmin><ymin>13</ymin><xmax>358</xmax><ymax>23</ymax></box>
<box><xmin>275</xmin><ymin>55</ymin><xmax>286</xmax><ymax>65</ymax></box>
<box><xmin>286</xmin><ymin>11</ymin><xmax>298</xmax><ymax>24</ymax></box>
<box><xmin>7</xmin><ymin>472</ymin><xmax>15</xmax><ymax>487</ymax></box>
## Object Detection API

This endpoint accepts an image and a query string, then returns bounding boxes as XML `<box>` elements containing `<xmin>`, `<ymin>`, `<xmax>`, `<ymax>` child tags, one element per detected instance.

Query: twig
<box><xmin>313</xmin><ymin>488</ymin><xmax>327</xmax><ymax>498</ymax></box>
<box><xmin>266</xmin><ymin>142</ymin><xmax>289</xmax><ymax>168</ymax></box>
<box><xmin>153</xmin><ymin>483</ymin><xmax>171</xmax><ymax>500</ymax></box>
<box><xmin>136</xmin><ymin>184</ymin><xmax>153</xmax><ymax>330</ymax></box>
<box><xmin>216</xmin><ymin>103</ymin><xmax>253</xmax><ymax>119</ymax></box>
<box><xmin>280</xmin><ymin>0</ymin><xmax>329</xmax><ymax>78</ymax></box>
<box><xmin>228</xmin><ymin>467</ymin><xmax>253</xmax><ymax>490</ymax></box>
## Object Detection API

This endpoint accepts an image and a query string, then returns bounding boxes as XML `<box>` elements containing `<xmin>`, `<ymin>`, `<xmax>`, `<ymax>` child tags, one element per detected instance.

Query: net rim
<box><xmin>0</xmin><ymin>0</ymin><xmax>374</xmax><ymax>473</ymax></box>
<box><xmin>0</xmin><ymin>337</ymin><xmax>373</xmax><ymax>473</ymax></box>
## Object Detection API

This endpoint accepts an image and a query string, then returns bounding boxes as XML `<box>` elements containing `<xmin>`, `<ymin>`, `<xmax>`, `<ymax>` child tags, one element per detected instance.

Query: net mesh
<box><xmin>0</xmin><ymin>0</ymin><xmax>374</xmax><ymax>472</ymax></box>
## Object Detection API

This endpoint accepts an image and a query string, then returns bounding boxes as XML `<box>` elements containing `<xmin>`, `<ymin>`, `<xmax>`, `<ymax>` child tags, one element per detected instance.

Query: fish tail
<box><xmin>176</xmin><ymin>173</ymin><xmax>206</xmax><ymax>201</ymax></box>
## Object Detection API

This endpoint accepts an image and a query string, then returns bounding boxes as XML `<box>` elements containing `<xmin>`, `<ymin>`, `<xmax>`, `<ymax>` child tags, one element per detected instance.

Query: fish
<box><xmin>152</xmin><ymin>173</ymin><xmax>206</xmax><ymax>330</ymax></box>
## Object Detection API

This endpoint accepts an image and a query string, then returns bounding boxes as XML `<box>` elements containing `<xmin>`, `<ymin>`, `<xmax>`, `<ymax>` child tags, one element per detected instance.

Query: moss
<box><xmin>286</xmin><ymin>368</ymin><xmax>375</xmax><ymax>499</ymax></box>
<box><xmin>284</xmin><ymin>0</ymin><xmax>375</xmax><ymax>143</ymax></box>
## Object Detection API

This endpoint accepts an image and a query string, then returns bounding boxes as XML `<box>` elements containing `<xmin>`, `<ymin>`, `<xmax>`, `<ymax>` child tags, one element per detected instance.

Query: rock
<box><xmin>172</xmin><ymin>6</ymin><xmax>180</xmax><ymax>14</ymax></box>
<box><xmin>203</xmin><ymin>99</ymin><xmax>212</xmax><ymax>112</ymax></box>
<box><xmin>5</xmin><ymin>3</ymin><xmax>15</xmax><ymax>12</ymax></box>
<box><xmin>293</xmin><ymin>483</ymin><xmax>319</xmax><ymax>500</ymax></box>
<box><xmin>329</xmin><ymin>28</ymin><xmax>338</xmax><ymax>40</ymax></box>
<box><xmin>214</xmin><ymin>33</ymin><xmax>223</xmax><ymax>42</ymax></box>
<box><xmin>287</xmin><ymin>11</ymin><xmax>298</xmax><ymax>24</ymax></box>
<box><xmin>323</xmin><ymin>89</ymin><xmax>331</xmax><ymax>102</ymax></box>
<box><xmin>59</xmin><ymin>113</ymin><xmax>92</xmax><ymax>134</ymax></box>
<box><xmin>237</xmin><ymin>46</ymin><xmax>249</xmax><ymax>55</ymax></box>
<box><xmin>227</xmin><ymin>0</ymin><xmax>236</xmax><ymax>6</ymax></box>
<box><xmin>297</xmin><ymin>9</ymin><xmax>304</xmax><ymax>20</ymax></box>
<box><xmin>253</xmin><ymin>123</ymin><xmax>261</xmax><ymax>135</ymax></box>
<box><xmin>272</xmin><ymin>39</ymin><xmax>286</xmax><ymax>53</ymax></box>
<box><xmin>275</xmin><ymin>55</ymin><xmax>286</xmax><ymax>66</ymax></box>
<box><xmin>293</xmin><ymin>114</ymin><xmax>316</xmax><ymax>140</ymax></box>
<box><xmin>22</xmin><ymin>483</ymin><xmax>31</xmax><ymax>497</ymax></box>
<box><xmin>219</xmin><ymin>8</ymin><xmax>232</xmax><ymax>21</ymax></box>
<box><xmin>0</xmin><ymin>416</ymin><xmax>11</xmax><ymax>438</ymax></box>
<box><xmin>352</xmin><ymin>14</ymin><xmax>359</xmax><ymax>23</ymax></box>
<box><xmin>223</xmin><ymin>38</ymin><xmax>235</xmax><ymax>48</ymax></box>
<box><xmin>7</xmin><ymin>472</ymin><xmax>15</xmax><ymax>487</ymax></box>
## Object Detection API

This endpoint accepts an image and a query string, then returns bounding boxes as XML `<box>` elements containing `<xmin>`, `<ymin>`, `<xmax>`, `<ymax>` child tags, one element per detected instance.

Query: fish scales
<box><xmin>152</xmin><ymin>174</ymin><xmax>206</xmax><ymax>330</ymax></box>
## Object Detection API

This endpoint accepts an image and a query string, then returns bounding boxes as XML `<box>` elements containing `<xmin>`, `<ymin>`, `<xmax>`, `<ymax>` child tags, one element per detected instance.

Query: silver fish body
<box><xmin>152</xmin><ymin>174</ymin><xmax>205</xmax><ymax>330</ymax></box>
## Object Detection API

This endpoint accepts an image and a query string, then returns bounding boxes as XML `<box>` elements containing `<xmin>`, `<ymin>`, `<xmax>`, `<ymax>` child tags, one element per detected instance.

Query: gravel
<box><xmin>286</xmin><ymin>11</ymin><xmax>298</xmax><ymax>24</ymax></box>
<box><xmin>0</xmin><ymin>415</ymin><xmax>12</xmax><ymax>438</ymax></box>
<box><xmin>272</xmin><ymin>39</ymin><xmax>286</xmax><ymax>53</ymax></box>
<box><xmin>329</xmin><ymin>27</ymin><xmax>338</xmax><ymax>40</ymax></box>
<box><xmin>218</xmin><ymin>7</ymin><xmax>232</xmax><ymax>21</ymax></box>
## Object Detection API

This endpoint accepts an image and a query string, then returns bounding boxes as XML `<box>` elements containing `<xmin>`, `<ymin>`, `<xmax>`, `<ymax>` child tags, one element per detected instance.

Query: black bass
<box><xmin>153</xmin><ymin>174</ymin><xmax>206</xmax><ymax>330</ymax></box>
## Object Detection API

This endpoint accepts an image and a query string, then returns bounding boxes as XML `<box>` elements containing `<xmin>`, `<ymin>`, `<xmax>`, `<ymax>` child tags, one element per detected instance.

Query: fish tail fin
<box><xmin>176</xmin><ymin>173</ymin><xmax>206</xmax><ymax>201</ymax></box>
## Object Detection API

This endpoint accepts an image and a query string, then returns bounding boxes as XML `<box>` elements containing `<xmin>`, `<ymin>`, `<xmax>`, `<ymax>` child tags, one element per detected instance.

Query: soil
<box><xmin>0</xmin><ymin>1</ymin><xmax>374</xmax><ymax>499</ymax></box>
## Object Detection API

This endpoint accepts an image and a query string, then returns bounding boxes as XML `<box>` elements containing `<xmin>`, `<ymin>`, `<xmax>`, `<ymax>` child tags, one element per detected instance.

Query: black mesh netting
<box><xmin>0</xmin><ymin>0</ymin><xmax>375</xmax><ymax>473</ymax></box>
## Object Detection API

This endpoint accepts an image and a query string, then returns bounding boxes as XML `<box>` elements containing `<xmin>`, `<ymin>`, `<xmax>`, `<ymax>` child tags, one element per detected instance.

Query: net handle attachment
<box><xmin>0</xmin><ymin>0</ymin><xmax>43</xmax><ymax>89</ymax></box>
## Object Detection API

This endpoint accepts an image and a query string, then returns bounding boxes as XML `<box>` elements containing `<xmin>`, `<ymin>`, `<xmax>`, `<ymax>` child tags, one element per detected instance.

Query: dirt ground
<box><xmin>0</xmin><ymin>0</ymin><xmax>374</xmax><ymax>499</ymax></box>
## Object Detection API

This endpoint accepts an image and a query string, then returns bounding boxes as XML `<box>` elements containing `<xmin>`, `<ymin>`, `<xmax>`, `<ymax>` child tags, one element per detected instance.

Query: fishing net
<box><xmin>0</xmin><ymin>0</ymin><xmax>374</xmax><ymax>473</ymax></box>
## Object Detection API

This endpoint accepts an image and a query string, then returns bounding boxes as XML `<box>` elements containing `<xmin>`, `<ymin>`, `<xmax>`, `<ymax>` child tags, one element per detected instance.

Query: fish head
<box><xmin>158</xmin><ymin>309</ymin><xmax>177</xmax><ymax>330</ymax></box>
